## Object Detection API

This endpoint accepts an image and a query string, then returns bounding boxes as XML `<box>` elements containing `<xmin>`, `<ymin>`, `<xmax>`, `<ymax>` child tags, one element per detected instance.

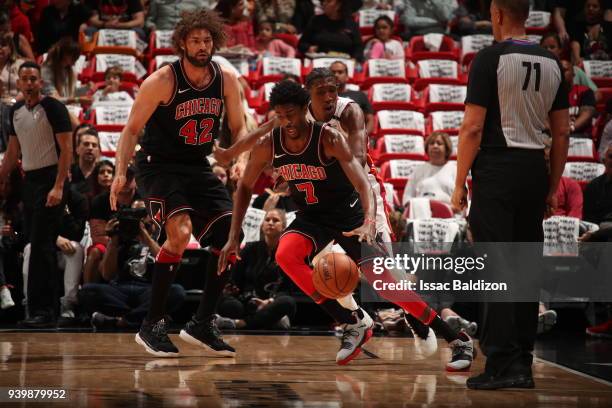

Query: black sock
<box><xmin>430</xmin><ymin>315</ymin><xmax>459</xmax><ymax>343</ymax></box>
<box><xmin>320</xmin><ymin>300</ymin><xmax>357</xmax><ymax>325</ymax></box>
<box><xmin>195</xmin><ymin>254</ymin><xmax>229</xmax><ymax>321</ymax></box>
<box><xmin>146</xmin><ymin>262</ymin><xmax>179</xmax><ymax>323</ymax></box>
<box><xmin>405</xmin><ymin>313</ymin><xmax>430</xmax><ymax>339</ymax></box>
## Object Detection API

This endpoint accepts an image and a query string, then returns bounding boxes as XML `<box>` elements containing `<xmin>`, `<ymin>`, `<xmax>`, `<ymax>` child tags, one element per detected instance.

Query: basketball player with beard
<box><xmin>110</xmin><ymin>10</ymin><xmax>249</xmax><ymax>357</ymax></box>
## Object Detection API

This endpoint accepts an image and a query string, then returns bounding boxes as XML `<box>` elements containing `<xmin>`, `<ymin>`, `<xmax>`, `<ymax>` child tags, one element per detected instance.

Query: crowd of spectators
<box><xmin>0</xmin><ymin>0</ymin><xmax>610</xmax><ymax>338</ymax></box>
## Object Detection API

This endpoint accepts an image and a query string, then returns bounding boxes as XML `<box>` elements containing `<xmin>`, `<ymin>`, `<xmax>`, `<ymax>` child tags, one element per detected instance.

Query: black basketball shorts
<box><xmin>136</xmin><ymin>153</ymin><xmax>232</xmax><ymax>249</ymax></box>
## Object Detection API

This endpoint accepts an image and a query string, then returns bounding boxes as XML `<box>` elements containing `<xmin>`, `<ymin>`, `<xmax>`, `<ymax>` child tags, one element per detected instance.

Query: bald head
<box><xmin>492</xmin><ymin>0</ymin><xmax>530</xmax><ymax>23</ymax></box>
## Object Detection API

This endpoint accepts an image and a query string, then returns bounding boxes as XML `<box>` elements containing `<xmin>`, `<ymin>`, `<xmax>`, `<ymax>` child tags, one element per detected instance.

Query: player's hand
<box><xmin>451</xmin><ymin>185</ymin><xmax>468</xmax><ymax>213</ymax></box>
<box><xmin>218</xmin><ymin>239</ymin><xmax>241</xmax><ymax>275</ymax></box>
<box><xmin>213</xmin><ymin>140</ymin><xmax>233</xmax><ymax>167</ymax></box>
<box><xmin>46</xmin><ymin>186</ymin><xmax>63</xmax><ymax>207</ymax></box>
<box><xmin>559</xmin><ymin>30</ymin><xmax>569</xmax><ymax>44</ymax></box>
<box><xmin>343</xmin><ymin>220</ymin><xmax>375</xmax><ymax>245</ymax></box>
<box><xmin>56</xmin><ymin>236</ymin><xmax>76</xmax><ymax>255</ymax></box>
<box><xmin>110</xmin><ymin>175</ymin><xmax>126</xmax><ymax>211</ymax></box>
<box><xmin>545</xmin><ymin>191</ymin><xmax>557</xmax><ymax>218</ymax></box>
<box><xmin>230</xmin><ymin>160</ymin><xmax>246</xmax><ymax>182</ymax></box>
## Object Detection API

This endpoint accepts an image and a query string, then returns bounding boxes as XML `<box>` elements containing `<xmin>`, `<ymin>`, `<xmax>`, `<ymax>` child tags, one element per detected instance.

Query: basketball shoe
<box><xmin>135</xmin><ymin>317</ymin><xmax>179</xmax><ymax>357</ymax></box>
<box><xmin>444</xmin><ymin>315</ymin><xmax>478</xmax><ymax>337</ymax></box>
<box><xmin>336</xmin><ymin>309</ymin><xmax>374</xmax><ymax>365</ymax></box>
<box><xmin>446</xmin><ymin>331</ymin><xmax>475</xmax><ymax>372</ymax></box>
<box><xmin>180</xmin><ymin>315</ymin><xmax>236</xmax><ymax>357</ymax></box>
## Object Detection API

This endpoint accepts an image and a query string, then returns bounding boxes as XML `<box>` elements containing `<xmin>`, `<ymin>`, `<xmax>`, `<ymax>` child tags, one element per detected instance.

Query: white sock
<box><xmin>337</xmin><ymin>295</ymin><xmax>359</xmax><ymax>312</ymax></box>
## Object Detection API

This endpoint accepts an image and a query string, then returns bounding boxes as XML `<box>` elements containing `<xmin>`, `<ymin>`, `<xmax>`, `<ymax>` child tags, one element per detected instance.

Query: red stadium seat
<box><xmin>426</xmin><ymin>110</ymin><xmax>465</xmax><ymax>135</ymax></box>
<box><xmin>418</xmin><ymin>84</ymin><xmax>467</xmax><ymax>113</ymax></box>
<box><xmin>356</xmin><ymin>9</ymin><xmax>398</xmax><ymax>36</ymax></box>
<box><xmin>380</xmin><ymin>159</ymin><xmax>422</xmax><ymax>190</ymax></box>
<box><xmin>583</xmin><ymin>61</ymin><xmax>612</xmax><ymax>87</ymax></box>
<box><xmin>405</xmin><ymin>35</ymin><xmax>459</xmax><ymax>62</ymax></box>
<box><xmin>525</xmin><ymin>10</ymin><xmax>552</xmax><ymax>35</ymax></box>
<box><xmin>403</xmin><ymin>199</ymin><xmax>454</xmax><ymax>219</ymax></box>
<box><xmin>148</xmin><ymin>30</ymin><xmax>174</xmax><ymax>57</ymax></box>
<box><xmin>249</xmin><ymin>57</ymin><xmax>302</xmax><ymax>88</ymax></box>
<box><xmin>81</xmin><ymin>54</ymin><xmax>145</xmax><ymax>83</ymax></box>
<box><xmin>91</xmin><ymin>29</ymin><xmax>142</xmax><ymax>57</ymax></box>
<box><xmin>374</xmin><ymin>110</ymin><xmax>426</xmax><ymax>137</ymax></box>
<box><xmin>373</xmin><ymin>134</ymin><xmax>427</xmax><ymax>164</ymax></box>
<box><xmin>567</xmin><ymin>137</ymin><xmax>598</xmax><ymax>162</ymax></box>
<box><xmin>413</xmin><ymin>59</ymin><xmax>466</xmax><ymax>91</ymax></box>
<box><xmin>360</xmin><ymin>59</ymin><xmax>409</xmax><ymax>90</ymax></box>
<box><xmin>368</xmin><ymin>83</ymin><xmax>417</xmax><ymax>112</ymax></box>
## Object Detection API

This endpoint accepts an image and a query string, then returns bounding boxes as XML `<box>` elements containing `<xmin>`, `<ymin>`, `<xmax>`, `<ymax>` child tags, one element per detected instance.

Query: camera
<box><xmin>109</xmin><ymin>207</ymin><xmax>148</xmax><ymax>241</ymax></box>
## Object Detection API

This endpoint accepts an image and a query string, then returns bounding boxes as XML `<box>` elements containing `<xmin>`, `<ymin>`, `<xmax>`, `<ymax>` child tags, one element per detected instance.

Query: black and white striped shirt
<box><xmin>9</xmin><ymin>97</ymin><xmax>71</xmax><ymax>171</ymax></box>
<box><xmin>465</xmin><ymin>38</ymin><xmax>569</xmax><ymax>149</ymax></box>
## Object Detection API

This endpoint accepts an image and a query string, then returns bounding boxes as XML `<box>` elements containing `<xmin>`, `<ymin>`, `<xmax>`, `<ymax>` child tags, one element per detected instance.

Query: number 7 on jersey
<box><xmin>295</xmin><ymin>182</ymin><xmax>319</xmax><ymax>204</ymax></box>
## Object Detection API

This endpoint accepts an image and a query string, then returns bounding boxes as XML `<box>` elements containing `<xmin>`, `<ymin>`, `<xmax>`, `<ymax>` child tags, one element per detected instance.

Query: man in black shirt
<box><xmin>451</xmin><ymin>0</ymin><xmax>570</xmax><ymax>389</ymax></box>
<box><xmin>330</xmin><ymin>61</ymin><xmax>374</xmax><ymax>136</ymax></box>
<box><xmin>85</xmin><ymin>0</ymin><xmax>145</xmax><ymax>39</ymax></box>
<box><xmin>70</xmin><ymin>127</ymin><xmax>100</xmax><ymax>193</ymax></box>
<box><xmin>37</xmin><ymin>0</ymin><xmax>93</xmax><ymax>54</ymax></box>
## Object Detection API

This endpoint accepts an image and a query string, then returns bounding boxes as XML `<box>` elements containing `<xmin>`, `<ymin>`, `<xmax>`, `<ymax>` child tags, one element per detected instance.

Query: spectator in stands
<box><xmin>0</xmin><ymin>11</ymin><xmax>34</xmax><ymax>61</ymax></box>
<box><xmin>84</xmin><ymin>166</ymin><xmax>137</xmax><ymax>283</ymax></box>
<box><xmin>78</xmin><ymin>200</ymin><xmax>186</xmax><ymax>329</ymax></box>
<box><xmin>252</xmin><ymin>179</ymin><xmax>298</xmax><ymax>212</ymax></box>
<box><xmin>561</xmin><ymin>59</ymin><xmax>597</xmax><ymax>138</ymax></box>
<box><xmin>291</xmin><ymin>0</ymin><xmax>314</xmax><ymax>34</ymax></box>
<box><xmin>212</xmin><ymin>163</ymin><xmax>228</xmax><ymax>186</ymax></box>
<box><xmin>145</xmin><ymin>0</ymin><xmax>216</xmax><ymax>31</ymax></box>
<box><xmin>451</xmin><ymin>0</ymin><xmax>492</xmax><ymax>37</ymax></box>
<box><xmin>216</xmin><ymin>208</ymin><xmax>296</xmax><ymax>330</ymax></box>
<box><xmin>402</xmin><ymin>131</ymin><xmax>456</xmax><ymax>206</ymax></box>
<box><xmin>583</xmin><ymin>144</ymin><xmax>612</xmax><ymax>225</ymax></box>
<box><xmin>0</xmin><ymin>33</ymin><xmax>24</xmax><ymax>103</ymax></box>
<box><xmin>0</xmin><ymin>61</ymin><xmax>73</xmax><ymax>327</ymax></box>
<box><xmin>544</xmin><ymin>138</ymin><xmax>583</xmax><ymax>218</ymax></box>
<box><xmin>540</xmin><ymin>33</ymin><xmax>599</xmax><ymax>95</ymax></box>
<box><xmin>256</xmin><ymin>0</ymin><xmax>297</xmax><ymax>33</ymax></box>
<box><xmin>599</xmin><ymin>99</ymin><xmax>612</xmax><ymax>159</ymax></box>
<box><xmin>364</xmin><ymin>15</ymin><xmax>405</xmax><ymax>60</ymax></box>
<box><xmin>36</xmin><ymin>0</ymin><xmax>93</xmax><ymax>54</ymax></box>
<box><xmin>570</xmin><ymin>0</ymin><xmax>612</xmax><ymax>63</ymax></box>
<box><xmin>92</xmin><ymin>66</ymin><xmax>135</xmax><ymax>107</ymax></box>
<box><xmin>215</xmin><ymin>0</ymin><xmax>256</xmax><ymax>49</ymax></box>
<box><xmin>329</xmin><ymin>60</ymin><xmax>374</xmax><ymax>135</ymax></box>
<box><xmin>71</xmin><ymin>127</ymin><xmax>100</xmax><ymax>191</ymax></box>
<box><xmin>0</xmin><ymin>167</ymin><xmax>23</xmax><ymax>310</ymax></box>
<box><xmin>1</xmin><ymin>0</ymin><xmax>33</xmax><ymax>44</ymax></box>
<box><xmin>395</xmin><ymin>0</ymin><xmax>455</xmax><ymax>39</ymax></box>
<box><xmin>86</xmin><ymin>0</ymin><xmax>146</xmax><ymax>40</ymax></box>
<box><xmin>298</xmin><ymin>0</ymin><xmax>364</xmax><ymax>62</ymax></box>
<box><xmin>255</xmin><ymin>21</ymin><xmax>296</xmax><ymax>57</ymax></box>
<box><xmin>87</xmin><ymin>159</ymin><xmax>114</xmax><ymax>201</ymax></box>
<box><xmin>42</xmin><ymin>38</ymin><xmax>87</xmax><ymax>106</ymax></box>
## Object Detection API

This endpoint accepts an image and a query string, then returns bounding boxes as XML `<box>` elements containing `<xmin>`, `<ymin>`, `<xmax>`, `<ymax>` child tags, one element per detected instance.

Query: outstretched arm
<box><xmin>340</xmin><ymin>103</ymin><xmax>368</xmax><ymax>167</ymax></box>
<box><xmin>214</xmin><ymin>116</ymin><xmax>278</xmax><ymax>165</ymax></box>
<box><xmin>218</xmin><ymin>136</ymin><xmax>273</xmax><ymax>273</ymax></box>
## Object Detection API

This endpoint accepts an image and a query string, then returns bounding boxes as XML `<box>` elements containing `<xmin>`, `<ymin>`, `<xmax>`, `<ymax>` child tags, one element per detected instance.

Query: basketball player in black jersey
<box><xmin>110</xmin><ymin>10</ymin><xmax>248</xmax><ymax>357</ymax></box>
<box><xmin>219</xmin><ymin>81</ymin><xmax>475</xmax><ymax>369</ymax></box>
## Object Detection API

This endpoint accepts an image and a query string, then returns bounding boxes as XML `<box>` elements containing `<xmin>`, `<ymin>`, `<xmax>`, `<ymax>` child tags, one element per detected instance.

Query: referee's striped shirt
<box><xmin>465</xmin><ymin>38</ymin><xmax>569</xmax><ymax>149</ymax></box>
<box><xmin>9</xmin><ymin>97</ymin><xmax>71</xmax><ymax>172</ymax></box>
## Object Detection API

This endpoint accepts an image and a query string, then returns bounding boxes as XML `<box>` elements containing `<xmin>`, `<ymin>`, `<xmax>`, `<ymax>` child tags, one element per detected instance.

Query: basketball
<box><xmin>312</xmin><ymin>252</ymin><xmax>360</xmax><ymax>299</ymax></box>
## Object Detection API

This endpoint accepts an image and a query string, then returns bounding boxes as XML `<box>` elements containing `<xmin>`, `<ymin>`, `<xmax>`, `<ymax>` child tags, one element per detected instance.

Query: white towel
<box><xmin>410</xmin><ymin>197</ymin><xmax>432</xmax><ymax>220</ymax></box>
<box><xmin>424</xmin><ymin>33</ymin><xmax>444</xmax><ymax>52</ymax></box>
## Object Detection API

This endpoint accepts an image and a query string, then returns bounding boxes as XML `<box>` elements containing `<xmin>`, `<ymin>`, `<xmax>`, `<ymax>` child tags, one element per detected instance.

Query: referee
<box><xmin>451</xmin><ymin>0</ymin><xmax>569</xmax><ymax>390</ymax></box>
<box><xmin>0</xmin><ymin>61</ymin><xmax>73</xmax><ymax>327</ymax></box>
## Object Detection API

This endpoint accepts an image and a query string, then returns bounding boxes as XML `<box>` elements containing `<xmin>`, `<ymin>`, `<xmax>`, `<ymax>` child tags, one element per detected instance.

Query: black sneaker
<box><xmin>466</xmin><ymin>372</ymin><xmax>535</xmax><ymax>390</ymax></box>
<box><xmin>135</xmin><ymin>317</ymin><xmax>179</xmax><ymax>357</ymax></box>
<box><xmin>179</xmin><ymin>315</ymin><xmax>236</xmax><ymax>357</ymax></box>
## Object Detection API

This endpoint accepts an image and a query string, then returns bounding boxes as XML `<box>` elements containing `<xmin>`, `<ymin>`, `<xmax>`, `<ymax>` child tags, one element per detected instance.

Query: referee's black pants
<box><xmin>469</xmin><ymin>148</ymin><xmax>548</xmax><ymax>377</ymax></box>
<box><xmin>23</xmin><ymin>165</ymin><xmax>67</xmax><ymax>318</ymax></box>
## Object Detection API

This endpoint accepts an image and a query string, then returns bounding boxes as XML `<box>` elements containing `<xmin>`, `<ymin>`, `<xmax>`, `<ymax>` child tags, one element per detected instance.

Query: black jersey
<box><xmin>271</xmin><ymin>123</ymin><xmax>362</xmax><ymax>221</ymax></box>
<box><xmin>140</xmin><ymin>59</ymin><xmax>224</xmax><ymax>165</ymax></box>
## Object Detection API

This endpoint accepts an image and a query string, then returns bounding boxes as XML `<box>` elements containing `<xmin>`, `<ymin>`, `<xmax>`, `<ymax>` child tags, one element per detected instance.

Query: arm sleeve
<box><xmin>551</xmin><ymin>60</ymin><xmax>570</xmax><ymax>112</ymax></box>
<box><xmin>41</xmin><ymin>98</ymin><xmax>72</xmax><ymax>134</ymax></box>
<box><xmin>464</xmin><ymin>48</ymin><xmax>496</xmax><ymax>108</ymax></box>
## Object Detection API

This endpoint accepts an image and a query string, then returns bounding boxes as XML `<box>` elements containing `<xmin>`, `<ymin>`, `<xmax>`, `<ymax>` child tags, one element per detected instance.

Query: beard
<box><xmin>185</xmin><ymin>51</ymin><xmax>213</xmax><ymax>68</ymax></box>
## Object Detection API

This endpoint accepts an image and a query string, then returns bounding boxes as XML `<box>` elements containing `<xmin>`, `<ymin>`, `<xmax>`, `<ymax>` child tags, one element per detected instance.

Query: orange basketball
<box><xmin>312</xmin><ymin>253</ymin><xmax>360</xmax><ymax>299</ymax></box>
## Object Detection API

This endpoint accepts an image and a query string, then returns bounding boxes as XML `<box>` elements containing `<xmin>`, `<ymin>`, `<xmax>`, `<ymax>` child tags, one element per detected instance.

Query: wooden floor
<box><xmin>0</xmin><ymin>333</ymin><xmax>610</xmax><ymax>407</ymax></box>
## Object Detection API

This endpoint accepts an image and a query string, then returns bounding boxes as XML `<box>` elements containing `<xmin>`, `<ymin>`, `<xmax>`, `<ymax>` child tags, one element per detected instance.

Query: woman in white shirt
<box><xmin>402</xmin><ymin>131</ymin><xmax>456</xmax><ymax>206</ymax></box>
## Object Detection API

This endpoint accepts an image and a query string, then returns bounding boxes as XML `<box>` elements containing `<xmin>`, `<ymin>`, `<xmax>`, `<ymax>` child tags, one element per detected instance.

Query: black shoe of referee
<box><xmin>135</xmin><ymin>316</ymin><xmax>179</xmax><ymax>357</ymax></box>
<box><xmin>179</xmin><ymin>315</ymin><xmax>236</xmax><ymax>357</ymax></box>
<box><xmin>467</xmin><ymin>371</ymin><xmax>535</xmax><ymax>390</ymax></box>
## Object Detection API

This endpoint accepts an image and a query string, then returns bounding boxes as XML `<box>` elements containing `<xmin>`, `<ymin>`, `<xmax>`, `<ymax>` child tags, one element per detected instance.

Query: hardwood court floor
<box><xmin>0</xmin><ymin>333</ymin><xmax>610</xmax><ymax>407</ymax></box>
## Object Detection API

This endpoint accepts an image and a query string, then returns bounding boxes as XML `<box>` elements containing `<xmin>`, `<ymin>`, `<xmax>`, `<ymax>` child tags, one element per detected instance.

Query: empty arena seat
<box><xmin>93</xmin><ymin>29</ymin><xmax>145</xmax><ymax>56</ymax></box>
<box><xmin>361</xmin><ymin>59</ymin><xmax>408</xmax><ymax>89</ymax></box>
<box><xmin>306</xmin><ymin>57</ymin><xmax>356</xmax><ymax>79</ymax></box>
<box><xmin>250</xmin><ymin>56</ymin><xmax>301</xmax><ymax>88</ymax></box>
<box><xmin>247</xmin><ymin>82</ymin><xmax>276</xmax><ymax>114</ymax></box>
<box><xmin>149</xmin><ymin>30</ymin><xmax>173</xmax><ymax>56</ymax></box>
<box><xmin>92</xmin><ymin>105</ymin><xmax>132</xmax><ymax>131</ymax></box>
<box><xmin>374</xmin><ymin>110</ymin><xmax>426</xmax><ymax>137</ymax></box>
<box><xmin>414</xmin><ymin>59</ymin><xmax>464</xmax><ymax>91</ymax></box>
<box><xmin>98</xmin><ymin>131</ymin><xmax>121</xmax><ymax>157</ymax></box>
<box><xmin>403</xmin><ymin>198</ymin><xmax>454</xmax><ymax>219</ymax></box>
<box><xmin>374</xmin><ymin>134</ymin><xmax>426</xmax><ymax>163</ymax></box>
<box><xmin>427</xmin><ymin>110</ymin><xmax>465</xmax><ymax>135</ymax></box>
<box><xmin>460</xmin><ymin>34</ymin><xmax>494</xmax><ymax>67</ymax></box>
<box><xmin>405</xmin><ymin>34</ymin><xmax>459</xmax><ymax>62</ymax></box>
<box><xmin>419</xmin><ymin>84</ymin><xmax>467</xmax><ymax>112</ymax></box>
<box><xmin>357</xmin><ymin>9</ymin><xmax>397</xmax><ymax>36</ymax></box>
<box><xmin>563</xmin><ymin>161</ymin><xmax>606</xmax><ymax>189</ymax></box>
<box><xmin>583</xmin><ymin>60</ymin><xmax>612</xmax><ymax>87</ymax></box>
<box><xmin>568</xmin><ymin>137</ymin><xmax>598</xmax><ymax>162</ymax></box>
<box><xmin>147</xmin><ymin>54</ymin><xmax>179</xmax><ymax>75</ymax></box>
<box><xmin>380</xmin><ymin>159</ymin><xmax>422</xmax><ymax>190</ymax></box>
<box><xmin>368</xmin><ymin>83</ymin><xmax>415</xmax><ymax>112</ymax></box>
<box><xmin>525</xmin><ymin>10</ymin><xmax>551</xmax><ymax>34</ymax></box>
<box><xmin>82</xmin><ymin>54</ymin><xmax>146</xmax><ymax>83</ymax></box>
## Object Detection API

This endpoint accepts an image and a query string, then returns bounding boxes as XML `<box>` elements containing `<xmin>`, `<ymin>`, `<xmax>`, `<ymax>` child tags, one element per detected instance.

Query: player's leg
<box><xmin>336</xmin><ymin>233</ymin><xmax>475</xmax><ymax>371</ymax></box>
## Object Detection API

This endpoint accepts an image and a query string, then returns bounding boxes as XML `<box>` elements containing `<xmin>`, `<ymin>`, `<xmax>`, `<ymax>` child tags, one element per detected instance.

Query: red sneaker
<box><xmin>586</xmin><ymin>319</ymin><xmax>612</xmax><ymax>338</ymax></box>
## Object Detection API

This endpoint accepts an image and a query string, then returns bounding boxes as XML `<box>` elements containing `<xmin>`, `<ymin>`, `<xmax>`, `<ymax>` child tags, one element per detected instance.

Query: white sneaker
<box><xmin>446</xmin><ymin>331</ymin><xmax>475</xmax><ymax>372</ymax></box>
<box><xmin>537</xmin><ymin>310</ymin><xmax>557</xmax><ymax>334</ymax></box>
<box><xmin>411</xmin><ymin>326</ymin><xmax>438</xmax><ymax>359</ymax></box>
<box><xmin>336</xmin><ymin>309</ymin><xmax>374</xmax><ymax>365</ymax></box>
<box><xmin>0</xmin><ymin>287</ymin><xmax>14</xmax><ymax>310</ymax></box>
<box><xmin>60</xmin><ymin>304</ymin><xmax>75</xmax><ymax>319</ymax></box>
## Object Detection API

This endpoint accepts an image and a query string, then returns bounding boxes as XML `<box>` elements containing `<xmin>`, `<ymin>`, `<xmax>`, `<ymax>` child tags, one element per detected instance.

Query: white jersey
<box><xmin>306</xmin><ymin>97</ymin><xmax>392</xmax><ymax>239</ymax></box>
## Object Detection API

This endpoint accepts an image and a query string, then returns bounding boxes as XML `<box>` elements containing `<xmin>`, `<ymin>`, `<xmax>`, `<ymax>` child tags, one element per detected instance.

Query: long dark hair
<box><xmin>43</xmin><ymin>37</ymin><xmax>81</xmax><ymax>97</ymax></box>
<box><xmin>88</xmin><ymin>160</ymin><xmax>115</xmax><ymax>199</ymax></box>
